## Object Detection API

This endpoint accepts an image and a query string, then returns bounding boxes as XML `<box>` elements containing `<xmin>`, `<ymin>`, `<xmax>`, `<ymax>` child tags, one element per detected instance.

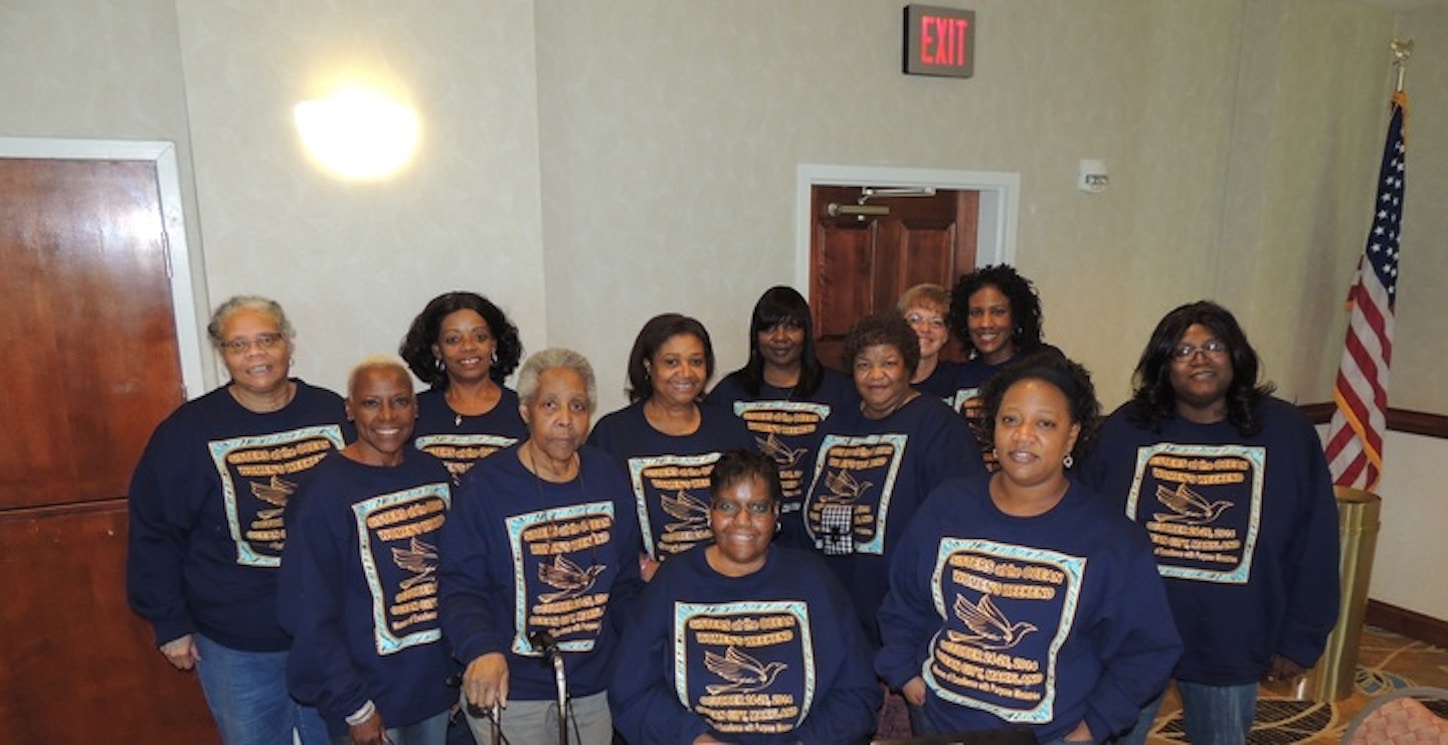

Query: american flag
<box><xmin>1324</xmin><ymin>91</ymin><xmax>1407</xmax><ymax>492</ymax></box>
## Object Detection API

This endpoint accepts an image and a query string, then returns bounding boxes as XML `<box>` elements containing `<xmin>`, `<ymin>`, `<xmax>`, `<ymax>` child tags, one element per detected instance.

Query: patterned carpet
<box><xmin>1145</xmin><ymin>625</ymin><xmax>1448</xmax><ymax>743</ymax></box>
<box><xmin>872</xmin><ymin>625</ymin><xmax>1448</xmax><ymax>743</ymax></box>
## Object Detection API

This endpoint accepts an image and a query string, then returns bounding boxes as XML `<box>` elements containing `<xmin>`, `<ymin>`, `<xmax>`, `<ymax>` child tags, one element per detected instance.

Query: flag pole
<box><xmin>1322</xmin><ymin>40</ymin><xmax>1410</xmax><ymax>492</ymax></box>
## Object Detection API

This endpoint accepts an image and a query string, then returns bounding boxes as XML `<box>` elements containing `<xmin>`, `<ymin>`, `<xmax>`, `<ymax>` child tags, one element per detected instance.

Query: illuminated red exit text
<box><xmin>920</xmin><ymin>15</ymin><xmax>970</xmax><ymax>67</ymax></box>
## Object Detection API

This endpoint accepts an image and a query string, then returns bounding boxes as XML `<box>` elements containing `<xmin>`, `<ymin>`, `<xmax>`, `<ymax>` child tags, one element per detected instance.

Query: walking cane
<box><xmin>530</xmin><ymin>630</ymin><xmax>569</xmax><ymax>745</ymax></box>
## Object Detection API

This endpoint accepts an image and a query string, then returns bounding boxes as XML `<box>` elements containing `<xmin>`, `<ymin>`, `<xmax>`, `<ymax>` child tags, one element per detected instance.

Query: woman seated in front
<box><xmin>611</xmin><ymin>449</ymin><xmax>880</xmax><ymax>744</ymax></box>
<box><xmin>876</xmin><ymin>351</ymin><xmax>1181</xmax><ymax>743</ymax></box>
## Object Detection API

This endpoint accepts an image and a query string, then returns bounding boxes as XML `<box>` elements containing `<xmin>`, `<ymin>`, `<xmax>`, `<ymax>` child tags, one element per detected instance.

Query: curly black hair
<box><xmin>977</xmin><ymin>348</ymin><xmax>1100</xmax><ymax>463</ymax></box>
<box><xmin>949</xmin><ymin>264</ymin><xmax>1044</xmax><ymax>357</ymax></box>
<box><xmin>398</xmin><ymin>291</ymin><xmax>523</xmax><ymax>389</ymax></box>
<box><xmin>1127</xmin><ymin>300</ymin><xmax>1275</xmax><ymax>436</ymax></box>
<box><xmin>841</xmin><ymin>313</ymin><xmax>920</xmax><ymax>378</ymax></box>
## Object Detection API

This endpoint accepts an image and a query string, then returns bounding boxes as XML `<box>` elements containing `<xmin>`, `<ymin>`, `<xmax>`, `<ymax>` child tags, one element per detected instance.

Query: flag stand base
<box><xmin>1294</xmin><ymin>487</ymin><xmax>1381</xmax><ymax>702</ymax></box>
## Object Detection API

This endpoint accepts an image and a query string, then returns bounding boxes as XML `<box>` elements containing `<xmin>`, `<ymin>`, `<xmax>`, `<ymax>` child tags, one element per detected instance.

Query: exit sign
<box><xmin>903</xmin><ymin>5</ymin><xmax>975</xmax><ymax>78</ymax></box>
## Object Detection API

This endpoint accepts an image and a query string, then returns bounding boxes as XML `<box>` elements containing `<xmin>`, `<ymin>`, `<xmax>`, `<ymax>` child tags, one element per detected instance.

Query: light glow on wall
<box><xmin>294</xmin><ymin>87</ymin><xmax>420</xmax><ymax>180</ymax></box>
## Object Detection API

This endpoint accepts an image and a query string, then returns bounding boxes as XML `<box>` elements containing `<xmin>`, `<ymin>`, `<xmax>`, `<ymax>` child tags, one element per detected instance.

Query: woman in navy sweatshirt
<box><xmin>439</xmin><ymin>348</ymin><xmax>645</xmax><ymax>744</ymax></box>
<box><xmin>877</xmin><ymin>351</ymin><xmax>1181</xmax><ymax>743</ymax></box>
<box><xmin>126</xmin><ymin>296</ymin><xmax>348</xmax><ymax>744</ymax></box>
<box><xmin>611</xmin><ymin>449</ymin><xmax>880</xmax><ymax>744</ymax></box>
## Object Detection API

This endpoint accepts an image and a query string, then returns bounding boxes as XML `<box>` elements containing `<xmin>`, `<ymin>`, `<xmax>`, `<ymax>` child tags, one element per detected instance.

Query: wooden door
<box><xmin>809</xmin><ymin>185</ymin><xmax>978</xmax><ymax>370</ymax></box>
<box><xmin>0</xmin><ymin>158</ymin><xmax>217</xmax><ymax>741</ymax></box>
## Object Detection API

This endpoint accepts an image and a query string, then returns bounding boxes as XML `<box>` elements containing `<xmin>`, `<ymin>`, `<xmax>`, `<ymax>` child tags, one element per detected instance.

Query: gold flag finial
<box><xmin>1391</xmin><ymin>38</ymin><xmax>1413</xmax><ymax>92</ymax></box>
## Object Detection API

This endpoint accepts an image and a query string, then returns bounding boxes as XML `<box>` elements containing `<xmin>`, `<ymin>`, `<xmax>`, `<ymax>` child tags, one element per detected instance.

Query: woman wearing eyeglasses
<box><xmin>1080</xmin><ymin>301</ymin><xmax>1340</xmax><ymax>745</ymax></box>
<box><xmin>127</xmin><ymin>295</ymin><xmax>351</xmax><ymax>745</ymax></box>
<box><xmin>898</xmin><ymin>284</ymin><xmax>969</xmax><ymax>408</ymax></box>
<box><xmin>611</xmin><ymin>450</ymin><xmax>880</xmax><ymax>744</ymax></box>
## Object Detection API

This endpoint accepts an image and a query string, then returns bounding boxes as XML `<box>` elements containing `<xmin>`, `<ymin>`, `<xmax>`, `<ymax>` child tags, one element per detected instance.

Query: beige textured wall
<box><xmin>534</xmin><ymin>0</ymin><xmax>1400</xmax><ymax>414</ymax></box>
<box><xmin>1366</xmin><ymin>5</ymin><xmax>1448</xmax><ymax>620</ymax></box>
<box><xmin>0</xmin><ymin>1</ymin><xmax>191</xmax><ymax>142</ymax></box>
<box><xmin>1219</xmin><ymin>0</ymin><xmax>1394</xmax><ymax>404</ymax></box>
<box><xmin>171</xmin><ymin>0</ymin><xmax>548</xmax><ymax>391</ymax></box>
<box><xmin>1392</xmin><ymin>6</ymin><xmax>1447</xmax><ymax>414</ymax></box>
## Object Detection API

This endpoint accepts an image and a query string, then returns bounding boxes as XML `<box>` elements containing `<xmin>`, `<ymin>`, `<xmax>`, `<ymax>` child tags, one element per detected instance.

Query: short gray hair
<box><xmin>346</xmin><ymin>355</ymin><xmax>413</xmax><ymax>397</ymax></box>
<box><xmin>516</xmin><ymin>348</ymin><xmax>597</xmax><ymax>413</ymax></box>
<box><xmin>207</xmin><ymin>295</ymin><xmax>296</xmax><ymax>348</ymax></box>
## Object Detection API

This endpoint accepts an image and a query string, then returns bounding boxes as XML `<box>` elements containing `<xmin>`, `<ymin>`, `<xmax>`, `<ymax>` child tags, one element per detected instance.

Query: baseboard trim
<box><xmin>1365</xmin><ymin>599</ymin><xmax>1448</xmax><ymax>648</ymax></box>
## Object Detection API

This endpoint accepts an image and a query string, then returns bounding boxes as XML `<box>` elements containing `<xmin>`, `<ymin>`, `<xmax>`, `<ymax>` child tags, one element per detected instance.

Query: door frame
<box><xmin>794</xmin><ymin>163</ymin><xmax>1019</xmax><ymax>294</ymax></box>
<box><xmin>0</xmin><ymin>137</ymin><xmax>211</xmax><ymax>398</ymax></box>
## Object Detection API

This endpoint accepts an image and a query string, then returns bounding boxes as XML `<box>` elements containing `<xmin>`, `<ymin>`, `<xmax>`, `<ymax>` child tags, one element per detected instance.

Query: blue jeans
<box><xmin>907</xmin><ymin>702</ymin><xmax>939</xmax><ymax>736</ymax></box>
<box><xmin>1114</xmin><ymin>690</ymin><xmax>1164</xmax><ymax>745</ymax></box>
<box><xmin>1177</xmin><ymin>680</ymin><xmax>1257</xmax><ymax>745</ymax></box>
<box><xmin>193</xmin><ymin>633</ymin><xmax>329</xmax><ymax>745</ymax></box>
<box><xmin>331</xmin><ymin>710</ymin><xmax>448</xmax><ymax>745</ymax></box>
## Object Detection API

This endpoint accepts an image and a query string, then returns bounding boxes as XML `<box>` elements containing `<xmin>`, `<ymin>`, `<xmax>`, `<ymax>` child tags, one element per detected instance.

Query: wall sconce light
<box><xmin>294</xmin><ymin>87</ymin><xmax>420</xmax><ymax>180</ymax></box>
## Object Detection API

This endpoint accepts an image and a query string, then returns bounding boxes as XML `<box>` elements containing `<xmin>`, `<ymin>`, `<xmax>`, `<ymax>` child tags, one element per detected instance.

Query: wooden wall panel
<box><xmin>0</xmin><ymin>501</ymin><xmax>217</xmax><ymax>741</ymax></box>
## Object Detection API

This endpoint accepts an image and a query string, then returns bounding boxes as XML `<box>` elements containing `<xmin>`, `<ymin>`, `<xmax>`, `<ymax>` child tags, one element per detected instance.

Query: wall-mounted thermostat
<box><xmin>1079</xmin><ymin>159</ymin><xmax>1109</xmax><ymax>193</ymax></box>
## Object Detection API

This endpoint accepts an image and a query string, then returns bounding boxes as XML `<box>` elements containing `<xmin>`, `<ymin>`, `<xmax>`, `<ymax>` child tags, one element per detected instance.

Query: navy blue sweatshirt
<box><xmin>800</xmin><ymin>394</ymin><xmax>984</xmax><ymax>647</ymax></box>
<box><xmin>1080</xmin><ymin>396</ymin><xmax>1340</xmax><ymax>685</ymax></box>
<box><xmin>412</xmin><ymin>386</ymin><xmax>528</xmax><ymax>483</ymax></box>
<box><xmin>877</xmin><ymin>475</ymin><xmax>1181</xmax><ymax>742</ymax></box>
<box><xmin>587</xmin><ymin>400</ymin><xmax>754</xmax><ymax>559</ymax></box>
<box><xmin>707</xmin><ymin>368</ymin><xmax>858</xmax><ymax>547</ymax></box>
<box><xmin>611</xmin><ymin>545</ymin><xmax>880</xmax><ymax>744</ymax></box>
<box><xmin>279</xmin><ymin>451</ymin><xmax>456</xmax><ymax>735</ymax></box>
<box><xmin>438</xmin><ymin>444</ymin><xmax>645</xmax><ymax>701</ymax></box>
<box><xmin>126</xmin><ymin>380</ymin><xmax>349</xmax><ymax>651</ymax></box>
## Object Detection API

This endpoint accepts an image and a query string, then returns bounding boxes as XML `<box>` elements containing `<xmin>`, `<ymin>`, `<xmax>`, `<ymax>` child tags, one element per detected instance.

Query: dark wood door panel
<box><xmin>812</xmin><ymin>224</ymin><xmax>875</xmax><ymax>339</ymax></box>
<box><xmin>0</xmin><ymin>501</ymin><xmax>217</xmax><ymax>742</ymax></box>
<box><xmin>1</xmin><ymin>154</ymin><xmax>199</xmax><ymax>740</ymax></box>
<box><xmin>874</xmin><ymin>222</ymin><xmax>956</xmax><ymax>311</ymax></box>
<box><xmin>0</xmin><ymin>158</ymin><xmax>182</xmax><ymax>509</ymax></box>
<box><xmin>810</xmin><ymin>184</ymin><xmax>979</xmax><ymax>371</ymax></box>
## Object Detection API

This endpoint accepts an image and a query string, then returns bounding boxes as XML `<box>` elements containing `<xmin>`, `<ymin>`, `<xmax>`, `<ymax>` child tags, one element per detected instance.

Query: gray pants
<box><xmin>462</xmin><ymin>690</ymin><xmax>611</xmax><ymax>745</ymax></box>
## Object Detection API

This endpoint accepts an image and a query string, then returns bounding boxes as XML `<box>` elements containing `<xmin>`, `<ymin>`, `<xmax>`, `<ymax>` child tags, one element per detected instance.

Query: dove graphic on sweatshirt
<box><xmin>704</xmin><ymin>645</ymin><xmax>788</xmax><ymax>695</ymax></box>
<box><xmin>1154</xmin><ymin>483</ymin><xmax>1232</xmax><ymax>525</ymax></box>
<box><xmin>537</xmin><ymin>553</ymin><xmax>606</xmax><ymax>604</ymax></box>
<box><xmin>946</xmin><ymin>593</ymin><xmax>1037</xmax><ymax>651</ymax></box>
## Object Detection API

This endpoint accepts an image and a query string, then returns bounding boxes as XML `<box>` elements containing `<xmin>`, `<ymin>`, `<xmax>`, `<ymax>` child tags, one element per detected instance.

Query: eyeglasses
<box><xmin>711</xmin><ymin>500</ymin><xmax>774</xmax><ymax>517</ymax></box>
<box><xmin>220</xmin><ymin>333</ymin><xmax>285</xmax><ymax>354</ymax></box>
<box><xmin>1171</xmin><ymin>339</ymin><xmax>1228</xmax><ymax>360</ymax></box>
<box><xmin>905</xmin><ymin>313</ymin><xmax>946</xmax><ymax>330</ymax></box>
